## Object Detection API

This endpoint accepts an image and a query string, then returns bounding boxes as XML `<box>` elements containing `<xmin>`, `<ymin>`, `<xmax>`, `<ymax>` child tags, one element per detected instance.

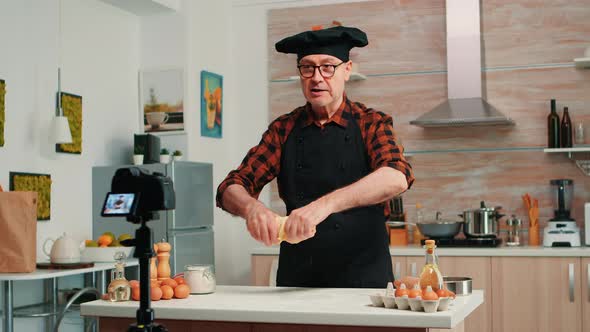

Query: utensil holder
<box><xmin>529</xmin><ymin>224</ymin><xmax>539</xmax><ymax>246</ymax></box>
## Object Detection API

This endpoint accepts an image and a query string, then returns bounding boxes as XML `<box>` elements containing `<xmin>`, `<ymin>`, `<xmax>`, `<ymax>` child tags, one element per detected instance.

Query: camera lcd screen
<box><xmin>101</xmin><ymin>193</ymin><xmax>138</xmax><ymax>217</ymax></box>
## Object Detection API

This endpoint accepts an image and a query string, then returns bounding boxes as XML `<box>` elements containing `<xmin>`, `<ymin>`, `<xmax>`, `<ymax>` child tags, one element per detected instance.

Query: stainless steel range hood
<box><xmin>410</xmin><ymin>0</ymin><xmax>514</xmax><ymax>127</ymax></box>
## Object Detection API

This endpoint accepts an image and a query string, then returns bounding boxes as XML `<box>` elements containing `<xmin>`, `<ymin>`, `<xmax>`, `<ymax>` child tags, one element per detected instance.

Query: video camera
<box><xmin>101</xmin><ymin>167</ymin><xmax>175</xmax><ymax>223</ymax></box>
<box><xmin>100</xmin><ymin>167</ymin><xmax>175</xmax><ymax>332</ymax></box>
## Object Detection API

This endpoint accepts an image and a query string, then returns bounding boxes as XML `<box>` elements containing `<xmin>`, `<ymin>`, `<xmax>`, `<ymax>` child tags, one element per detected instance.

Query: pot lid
<box><xmin>470</xmin><ymin>201</ymin><xmax>501</xmax><ymax>212</ymax></box>
<box><xmin>423</xmin><ymin>211</ymin><xmax>463</xmax><ymax>224</ymax></box>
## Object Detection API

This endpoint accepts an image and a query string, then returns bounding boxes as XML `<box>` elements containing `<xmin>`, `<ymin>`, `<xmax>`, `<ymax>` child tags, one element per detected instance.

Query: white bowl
<box><xmin>81</xmin><ymin>247</ymin><xmax>134</xmax><ymax>262</ymax></box>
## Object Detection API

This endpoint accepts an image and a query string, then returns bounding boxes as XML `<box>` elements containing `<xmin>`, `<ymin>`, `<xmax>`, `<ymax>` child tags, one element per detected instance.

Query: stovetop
<box><xmin>421</xmin><ymin>237</ymin><xmax>502</xmax><ymax>247</ymax></box>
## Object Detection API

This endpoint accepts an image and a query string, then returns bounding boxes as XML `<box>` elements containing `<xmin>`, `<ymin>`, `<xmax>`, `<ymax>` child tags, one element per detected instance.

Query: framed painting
<box><xmin>139</xmin><ymin>68</ymin><xmax>184</xmax><ymax>134</ymax></box>
<box><xmin>9</xmin><ymin>172</ymin><xmax>52</xmax><ymax>221</ymax></box>
<box><xmin>0</xmin><ymin>79</ymin><xmax>5</xmax><ymax>147</ymax></box>
<box><xmin>200</xmin><ymin>70</ymin><xmax>222</xmax><ymax>138</ymax></box>
<box><xmin>55</xmin><ymin>92</ymin><xmax>82</xmax><ymax>154</ymax></box>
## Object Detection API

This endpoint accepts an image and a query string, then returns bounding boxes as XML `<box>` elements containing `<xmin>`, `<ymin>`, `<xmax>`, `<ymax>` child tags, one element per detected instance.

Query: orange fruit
<box><xmin>160</xmin><ymin>285</ymin><xmax>174</xmax><ymax>300</ymax></box>
<box><xmin>151</xmin><ymin>286</ymin><xmax>162</xmax><ymax>301</ymax></box>
<box><xmin>97</xmin><ymin>234</ymin><xmax>113</xmax><ymax>247</ymax></box>
<box><xmin>174</xmin><ymin>284</ymin><xmax>190</xmax><ymax>299</ymax></box>
<box><xmin>161</xmin><ymin>279</ymin><xmax>178</xmax><ymax>289</ymax></box>
<box><xmin>131</xmin><ymin>287</ymin><xmax>140</xmax><ymax>301</ymax></box>
<box><xmin>129</xmin><ymin>280</ymin><xmax>140</xmax><ymax>289</ymax></box>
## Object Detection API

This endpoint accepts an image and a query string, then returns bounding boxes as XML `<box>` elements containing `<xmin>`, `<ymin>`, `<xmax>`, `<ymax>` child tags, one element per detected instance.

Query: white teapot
<box><xmin>43</xmin><ymin>233</ymin><xmax>83</xmax><ymax>264</ymax></box>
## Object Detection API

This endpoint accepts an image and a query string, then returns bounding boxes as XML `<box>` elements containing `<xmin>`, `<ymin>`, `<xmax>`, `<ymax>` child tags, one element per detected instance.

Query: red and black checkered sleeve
<box><xmin>216</xmin><ymin>118</ymin><xmax>287</xmax><ymax>212</ymax></box>
<box><xmin>364</xmin><ymin>111</ymin><xmax>415</xmax><ymax>189</ymax></box>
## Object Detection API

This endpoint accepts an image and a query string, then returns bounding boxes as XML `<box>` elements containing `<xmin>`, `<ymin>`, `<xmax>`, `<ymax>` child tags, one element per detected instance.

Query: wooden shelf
<box><xmin>543</xmin><ymin>146</ymin><xmax>590</xmax><ymax>153</ymax></box>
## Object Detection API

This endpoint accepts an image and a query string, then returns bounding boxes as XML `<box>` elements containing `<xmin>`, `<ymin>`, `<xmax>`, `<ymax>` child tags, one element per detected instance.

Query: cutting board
<box><xmin>36</xmin><ymin>262</ymin><xmax>94</xmax><ymax>270</ymax></box>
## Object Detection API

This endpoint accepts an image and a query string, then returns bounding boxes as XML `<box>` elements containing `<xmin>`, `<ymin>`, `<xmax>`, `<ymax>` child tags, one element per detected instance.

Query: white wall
<box><xmin>0</xmin><ymin>0</ymin><xmax>140</xmax><ymax>257</ymax></box>
<box><xmin>0</xmin><ymin>1</ymin><xmax>385</xmax><ymax>325</ymax></box>
<box><xmin>184</xmin><ymin>0</ymin><xmax>247</xmax><ymax>285</ymax></box>
<box><xmin>0</xmin><ymin>0</ymin><xmax>139</xmax><ymax>330</ymax></box>
<box><xmin>139</xmin><ymin>3</ymin><xmax>188</xmax><ymax>155</ymax></box>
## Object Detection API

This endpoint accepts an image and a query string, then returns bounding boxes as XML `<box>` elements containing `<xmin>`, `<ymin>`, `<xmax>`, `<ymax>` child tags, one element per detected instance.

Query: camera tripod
<box><xmin>125</xmin><ymin>215</ymin><xmax>168</xmax><ymax>332</ymax></box>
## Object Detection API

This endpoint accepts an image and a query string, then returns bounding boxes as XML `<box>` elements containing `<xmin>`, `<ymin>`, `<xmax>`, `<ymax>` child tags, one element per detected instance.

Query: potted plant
<box><xmin>133</xmin><ymin>145</ymin><xmax>144</xmax><ymax>165</ymax></box>
<box><xmin>160</xmin><ymin>148</ymin><xmax>171</xmax><ymax>164</ymax></box>
<box><xmin>172</xmin><ymin>150</ymin><xmax>183</xmax><ymax>161</ymax></box>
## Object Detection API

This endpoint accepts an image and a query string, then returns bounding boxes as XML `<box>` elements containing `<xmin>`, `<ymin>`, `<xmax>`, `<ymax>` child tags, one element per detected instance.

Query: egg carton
<box><xmin>369</xmin><ymin>294</ymin><xmax>453</xmax><ymax>313</ymax></box>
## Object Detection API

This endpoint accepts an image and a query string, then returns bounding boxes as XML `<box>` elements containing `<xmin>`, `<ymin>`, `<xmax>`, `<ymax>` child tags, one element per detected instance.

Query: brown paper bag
<box><xmin>0</xmin><ymin>191</ymin><xmax>38</xmax><ymax>272</ymax></box>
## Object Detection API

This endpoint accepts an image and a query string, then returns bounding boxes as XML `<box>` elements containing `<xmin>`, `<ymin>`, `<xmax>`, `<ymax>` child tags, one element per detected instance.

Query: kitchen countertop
<box><xmin>81</xmin><ymin>285</ymin><xmax>483</xmax><ymax>329</ymax></box>
<box><xmin>252</xmin><ymin>245</ymin><xmax>590</xmax><ymax>257</ymax></box>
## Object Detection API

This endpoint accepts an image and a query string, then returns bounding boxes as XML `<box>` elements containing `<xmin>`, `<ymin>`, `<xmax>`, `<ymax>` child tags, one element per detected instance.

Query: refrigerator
<box><xmin>92</xmin><ymin>161</ymin><xmax>214</xmax><ymax>275</ymax></box>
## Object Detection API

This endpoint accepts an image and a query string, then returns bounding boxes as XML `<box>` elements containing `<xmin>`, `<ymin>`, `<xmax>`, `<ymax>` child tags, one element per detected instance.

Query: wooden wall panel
<box><xmin>267</xmin><ymin>0</ymin><xmax>590</xmax><ymax>237</ymax></box>
<box><xmin>268</xmin><ymin>0</ymin><xmax>446</xmax><ymax>80</ymax></box>
<box><xmin>270</xmin><ymin>68</ymin><xmax>590</xmax><ymax>152</ymax></box>
<box><xmin>401</xmin><ymin>151</ymin><xmax>590</xmax><ymax>229</ymax></box>
<box><xmin>482</xmin><ymin>0</ymin><xmax>590</xmax><ymax>67</ymax></box>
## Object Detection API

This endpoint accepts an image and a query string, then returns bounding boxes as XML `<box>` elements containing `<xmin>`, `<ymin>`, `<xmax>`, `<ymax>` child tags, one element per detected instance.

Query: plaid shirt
<box><xmin>216</xmin><ymin>96</ymin><xmax>414</xmax><ymax>217</ymax></box>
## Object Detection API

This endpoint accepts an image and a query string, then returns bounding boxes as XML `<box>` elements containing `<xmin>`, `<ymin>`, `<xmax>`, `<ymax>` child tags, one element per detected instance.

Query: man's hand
<box><xmin>283</xmin><ymin>199</ymin><xmax>333</xmax><ymax>243</ymax></box>
<box><xmin>245</xmin><ymin>200</ymin><xmax>280</xmax><ymax>246</ymax></box>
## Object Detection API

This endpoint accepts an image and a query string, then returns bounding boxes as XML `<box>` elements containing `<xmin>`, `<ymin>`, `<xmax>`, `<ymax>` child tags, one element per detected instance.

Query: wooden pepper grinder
<box><xmin>150</xmin><ymin>243</ymin><xmax>158</xmax><ymax>283</ymax></box>
<box><xmin>156</xmin><ymin>240</ymin><xmax>171</xmax><ymax>281</ymax></box>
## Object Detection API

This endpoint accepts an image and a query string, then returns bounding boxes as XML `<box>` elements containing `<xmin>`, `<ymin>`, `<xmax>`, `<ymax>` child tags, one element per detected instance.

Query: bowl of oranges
<box><xmin>82</xmin><ymin>232</ymin><xmax>134</xmax><ymax>262</ymax></box>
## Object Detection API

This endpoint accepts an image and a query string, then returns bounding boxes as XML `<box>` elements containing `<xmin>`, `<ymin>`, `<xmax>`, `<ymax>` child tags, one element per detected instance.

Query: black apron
<box><xmin>276</xmin><ymin>108</ymin><xmax>393</xmax><ymax>288</ymax></box>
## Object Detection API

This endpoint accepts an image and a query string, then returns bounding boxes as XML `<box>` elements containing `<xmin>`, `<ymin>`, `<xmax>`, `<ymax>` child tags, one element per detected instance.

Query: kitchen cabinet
<box><xmin>251</xmin><ymin>255</ymin><xmax>278</xmax><ymax>286</ymax></box>
<box><xmin>251</xmin><ymin>255</ymin><xmax>422</xmax><ymax>286</ymax></box>
<box><xmin>392</xmin><ymin>256</ymin><xmax>421</xmax><ymax>278</ymax></box>
<box><xmin>582</xmin><ymin>258</ymin><xmax>590</xmax><ymax>332</ymax></box>
<box><xmin>491</xmin><ymin>257</ymin><xmax>582</xmax><ymax>332</ymax></box>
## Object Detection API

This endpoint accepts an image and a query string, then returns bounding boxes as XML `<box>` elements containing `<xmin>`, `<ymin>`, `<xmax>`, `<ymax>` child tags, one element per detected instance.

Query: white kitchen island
<box><xmin>81</xmin><ymin>285</ymin><xmax>483</xmax><ymax>332</ymax></box>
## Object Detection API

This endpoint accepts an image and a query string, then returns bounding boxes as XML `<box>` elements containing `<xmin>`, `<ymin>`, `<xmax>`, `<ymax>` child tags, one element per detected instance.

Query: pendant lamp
<box><xmin>53</xmin><ymin>68</ymin><xmax>72</xmax><ymax>144</ymax></box>
<box><xmin>52</xmin><ymin>0</ymin><xmax>72</xmax><ymax>144</ymax></box>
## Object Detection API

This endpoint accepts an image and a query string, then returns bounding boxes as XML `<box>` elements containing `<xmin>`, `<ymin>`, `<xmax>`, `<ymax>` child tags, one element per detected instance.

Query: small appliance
<box><xmin>543</xmin><ymin>179</ymin><xmax>581</xmax><ymax>247</ymax></box>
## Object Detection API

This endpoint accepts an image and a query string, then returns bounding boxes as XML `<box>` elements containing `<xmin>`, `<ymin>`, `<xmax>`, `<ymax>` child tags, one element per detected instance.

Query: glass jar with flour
<box><xmin>184</xmin><ymin>264</ymin><xmax>216</xmax><ymax>294</ymax></box>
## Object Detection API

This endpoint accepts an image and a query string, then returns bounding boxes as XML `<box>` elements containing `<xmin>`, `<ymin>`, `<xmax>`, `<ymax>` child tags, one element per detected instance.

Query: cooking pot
<box><xmin>387</xmin><ymin>212</ymin><xmax>463</xmax><ymax>239</ymax></box>
<box><xmin>459</xmin><ymin>201</ymin><xmax>504</xmax><ymax>238</ymax></box>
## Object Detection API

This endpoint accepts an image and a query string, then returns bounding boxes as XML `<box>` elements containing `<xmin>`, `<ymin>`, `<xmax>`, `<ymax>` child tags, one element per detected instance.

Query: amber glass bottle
<box><xmin>547</xmin><ymin>99</ymin><xmax>560</xmax><ymax>148</ymax></box>
<box><xmin>419</xmin><ymin>240</ymin><xmax>444</xmax><ymax>291</ymax></box>
<box><xmin>561</xmin><ymin>107</ymin><xmax>573</xmax><ymax>148</ymax></box>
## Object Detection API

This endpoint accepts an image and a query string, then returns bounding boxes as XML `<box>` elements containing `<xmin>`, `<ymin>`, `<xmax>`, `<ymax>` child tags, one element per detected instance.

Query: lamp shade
<box><xmin>52</xmin><ymin>115</ymin><xmax>72</xmax><ymax>144</ymax></box>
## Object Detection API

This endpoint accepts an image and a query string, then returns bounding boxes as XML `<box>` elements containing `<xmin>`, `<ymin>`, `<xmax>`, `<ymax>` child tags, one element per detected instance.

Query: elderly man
<box><xmin>217</xmin><ymin>26</ymin><xmax>414</xmax><ymax>288</ymax></box>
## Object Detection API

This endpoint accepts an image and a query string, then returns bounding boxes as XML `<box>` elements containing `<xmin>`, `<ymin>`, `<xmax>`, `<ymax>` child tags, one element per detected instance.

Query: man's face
<box><xmin>298</xmin><ymin>54</ymin><xmax>351</xmax><ymax>111</ymax></box>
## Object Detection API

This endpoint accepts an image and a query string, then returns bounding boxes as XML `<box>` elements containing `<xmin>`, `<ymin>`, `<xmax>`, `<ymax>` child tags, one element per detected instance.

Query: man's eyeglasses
<box><xmin>297</xmin><ymin>62</ymin><xmax>345</xmax><ymax>78</ymax></box>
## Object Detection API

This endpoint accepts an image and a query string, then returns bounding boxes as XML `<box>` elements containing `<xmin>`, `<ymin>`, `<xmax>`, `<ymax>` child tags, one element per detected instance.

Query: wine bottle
<box><xmin>561</xmin><ymin>106</ymin><xmax>573</xmax><ymax>148</ymax></box>
<box><xmin>547</xmin><ymin>99</ymin><xmax>560</xmax><ymax>148</ymax></box>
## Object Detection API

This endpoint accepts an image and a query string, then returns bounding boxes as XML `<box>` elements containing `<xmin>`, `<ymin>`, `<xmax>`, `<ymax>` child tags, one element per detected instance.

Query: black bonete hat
<box><xmin>275</xmin><ymin>26</ymin><xmax>368</xmax><ymax>62</ymax></box>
